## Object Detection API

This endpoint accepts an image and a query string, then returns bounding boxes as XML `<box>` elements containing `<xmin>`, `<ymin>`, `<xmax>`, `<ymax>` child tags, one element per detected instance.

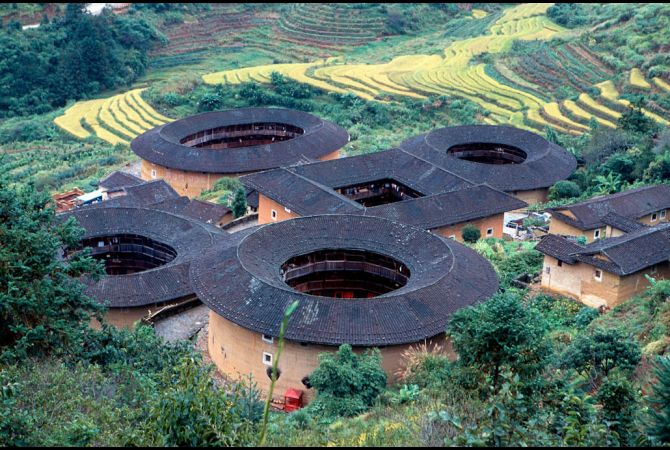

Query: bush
<box><xmin>561</xmin><ymin>328</ymin><xmax>641</xmax><ymax>379</ymax></box>
<box><xmin>308</xmin><ymin>344</ymin><xmax>387</xmax><ymax>417</ymax></box>
<box><xmin>448</xmin><ymin>293</ymin><xmax>551</xmax><ymax>392</ymax></box>
<box><xmin>461</xmin><ymin>224</ymin><xmax>481</xmax><ymax>243</ymax></box>
<box><xmin>548</xmin><ymin>180</ymin><xmax>582</xmax><ymax>201</ymax></box>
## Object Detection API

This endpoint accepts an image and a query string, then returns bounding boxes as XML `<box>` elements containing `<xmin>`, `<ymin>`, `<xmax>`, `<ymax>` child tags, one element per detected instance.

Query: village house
<box><xmin>548</xmin><ymin>185</ymin><xmax>670</xmax><ymax>243</ymax></box>
<box><xmin>536</xmin><ymin>222</ymin><xmax>670</xmax><ymax>308</ymax></box>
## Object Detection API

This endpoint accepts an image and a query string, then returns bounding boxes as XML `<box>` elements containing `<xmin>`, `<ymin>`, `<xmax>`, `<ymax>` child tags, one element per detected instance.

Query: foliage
<box><xmin>528</xmin><ymin>294</ymin><xmax>585</xmax><ymax>330</ymax></box>
<box><xmin>617</xmin><ymin>97</ymin><xmax>659</xmax><ymax>136</ymax></box>
<box><xmin>649</xmin><ymin>356</ymin><xmax>670</xmax><ymax>444</ymax></box>
<box><xmin>547</xmin><ymin>3</ymin><xmax>587</xmax><ymax>28</ymax></box>
<box><xmin>448</xmin><ymin>292</ymin><xmax>551</xmax><ymax>392</ymax></box>
<box><xmin>308</xmin><ymin>344</ymin><xmax>387</xmax><ymax>417</ymax></box>
<box><xmin>596</xmin><ymin>369</ymin><xmax>642</xmax><ymax>445</ymax></box>
<box><xmin>231</xmin><ymin>187</ymin><xmax>247</xmax><ymax>219</ymax></box>
<box><xmin>548</xmin><ymin>180</ymin><xmax>582</xmax><ymax>201</ymax></box>
<box><xmin>0</xmin><ymin>177</ymin><xmax>103</xmax><ymax>362</ymax></box>
<box><xmin>561</xmin><ymin>328</ymin><xmax>641</xmax><ymax>379</ymax></box>
<box><xmin>141</xmin><ymin>358</ymin><xmax>259</xmax><ymax>447</ymax></box>
<box><xmin>461</xmin><ymin>224</ymin><xmax>481</xmax><ymax>243</ymax></box>
<box><xmin>0</xmin><ymin>4</ymin><xmax>161</xmax><ymax>117</ymax></box>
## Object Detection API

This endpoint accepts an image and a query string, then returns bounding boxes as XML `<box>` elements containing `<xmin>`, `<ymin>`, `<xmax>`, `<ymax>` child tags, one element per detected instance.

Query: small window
<box><xmin>262</xmin><ymin>334</ymin><xmax>274</xmax><ymax>344</ymax></box>
<box><xmin>651</xmin><ymin>265</ymin><xmax>658</xmax><ymax>274</ymax></box>
<box><xmin>448</xmin><ymin>235</ymin><xmax>456</xmax><ymax>240</ymax></box>
<box><xmin>662</xmin><ymin>210</ymin><xmax>667</xmax><ymax>220</ymax></box>
<box><xmin>284</xmin><ymin>207</ymin><xmax>291</xmax><ymax>213</ymax></box>
<box><xmin>545</xmin><ymin>266</ymin><xmax>551</xmax><ymax>274</ymax></box>
<box><xmin>652</xmin><ymin>213</ymin><xmax>658</xmax><ymax>222</ymax></box>
<box><xmin>594</xmin><ymin>229</ymin><xmax>601</xmax><ymax>239</ymax></box>
<box><xmin>557</xmin><ymin>260</ymin><xmax>563</xmax><ymax>267</ymax></box>
<box><xmin>486</xmin><ymin>228</ymin><xmax>494</xmax><ymax>236</ymax></box>
<box><xmin>271</xmin><ymin>209</ymin><xmax>277</xmax><ymax>220</ymax></box>
<box><xmin>262</xmin><ymin>352</ymin><xmax>273</xmax><ymax>366</ymax></box>
<box><xmin>151</xmin><ymin>169</ymin><xmax>156</xmax><ymax>179</ymax></box>
<box><xmin>97</xmin><ymin>241</ymin><xmax>105</xmax><ymax>247</ymax></box>
<box><xmin>594</xmin><ymin>269</ymin><xmax>603</xmax><ymax>282</ymax></box>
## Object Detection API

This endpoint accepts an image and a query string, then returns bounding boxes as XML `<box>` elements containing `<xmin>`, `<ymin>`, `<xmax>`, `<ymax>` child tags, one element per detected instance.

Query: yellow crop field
<box><xmin>630</xmin><ymin>68</ymin><xmax>651</xmax><ymax>89</ymax></box>
<box><xmin>543</xmin><ymin>102</ymin><xmax>589</xmax><ymax>131</ymax></box>
<box><xmin>53</xmin><ymin>89</ymin><xmax>172</xmax><ymax>145</ymax></box>
<box><xmin>653</xmin><ymin>77</ymin><xmax>670</xmax><ymax>93</ymax></box>
<box><xmin>563</xmin><ymin>100</ymin><xmax>616</xmax><ymax>128</ymax></box>
<box><xmin>597</xmin><ymin>80</ymin><xmax>670</xmax><ymax>126</ymax></box>
<box><xmin>471</xmin><ymin>9</ymin><xmax>488</xmax><ymax>19</ymax></box>
<box><xmin>576</xmin><ymin>93</ymin><xmax>621</xmax><ymax>119</ymax></box>
<box><xmin>194</xmin><ymin>3</ymin><xmax>668</xmax><ymax>135</ymax></box>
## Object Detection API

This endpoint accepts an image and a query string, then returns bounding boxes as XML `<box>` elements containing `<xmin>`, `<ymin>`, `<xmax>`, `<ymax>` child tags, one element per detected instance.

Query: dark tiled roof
<box><xmin>364</xmin><ymin>184</ymin><xmax>527</xmax><ymax>229</ymax></box>
<box><xmin>241</xmin><ymin>151</ymin><xmax>524</xmax><ymax>229</ymax></box>
<box><xmin>400</xmin><ymin>125</ymin><xmax>577</xmax><ymax>191</ymax></box>
<box><xmin>98</xmin><ymin>171</ymin><xmax>144</xmax><ymax>191</ymax></box>
<box><xmin>96</xmin><ymin>180</ymin><xmax>181</xmax><ymax>209</ymax></box>
<box><xmin>599</xmin><ymin>212</ymin><xmax>647</xmax><ymax>233</ymax></box>
<box><xmin>64</xmin><ymin>207</ymin><xmax>232</xmax><ymax>308</ymax></box>
<box><xmin>549</xmin><ymin>185</ymin><xmax>670</xmax><ymax>231</ymax></box>
<box><xmin>190</xmin><ymin>215</ymin><xmax>499</xmax><ymax>346</ymax></box>
<box><xmin>536</xmin><ymin>223</ymin><xmax>670</xmax><ymax>275</ymax></box>
<box><xmin>246</xmin><ymin>189</ymin><xmax>259</xmax><ymax>209</ymax></box>
<box><xmin>242</xmin><ymin>168</ymin><xmax>364</xmax><ymax>216</ymax></box>
<box><xmin>291</xmin><ymin>148</ymin><xmax>473</xmax><ymax>194</ymax></box>
<box><xmin>131</xmin><ymin>108</ymin><xmax>349</xmax><ymax>174</ymax></box>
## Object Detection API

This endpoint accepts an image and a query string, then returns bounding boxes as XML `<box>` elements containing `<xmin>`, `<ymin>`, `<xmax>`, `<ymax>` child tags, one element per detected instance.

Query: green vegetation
<box><xmin>2</xmin><ymin>2</ymin><xmax>670</xmax><ymax>447</ymax></box>
<box><xmin>0</xmin><ymin>4</ymin><xmax>160</xmax><ymax>117</ymax></box>
<box><xmin>461</xmin><ymin>224</ymin><xmax>481</xmax><ymax>243</ymax></box>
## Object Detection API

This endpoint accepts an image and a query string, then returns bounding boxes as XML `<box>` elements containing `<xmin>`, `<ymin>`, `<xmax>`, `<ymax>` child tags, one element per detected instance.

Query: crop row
<box><xmin>53</xmin><ymin>89</ymin><xmax>171</xmax><ymax>145</ymax></box>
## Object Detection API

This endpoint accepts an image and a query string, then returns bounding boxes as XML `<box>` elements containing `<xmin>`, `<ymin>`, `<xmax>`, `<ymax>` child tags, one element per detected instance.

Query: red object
<box><xmin>284</xmin><ymin>388</ymin><xmax>303</xmax><ymax>412</ymax></box>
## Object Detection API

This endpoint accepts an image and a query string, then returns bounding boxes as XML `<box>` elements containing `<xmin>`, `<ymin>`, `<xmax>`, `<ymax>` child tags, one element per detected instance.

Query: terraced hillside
<box><xmin>54</xmin><ymin>89</ymin><xmax>172</xmax><ymax>145</ymax></box>
<box><xmin>204</xmin><ymin>3</ymin><xmax>670</xmax><ymax>135</ymax></box>
<box><xmin>151</xmin><ymin>3</ymin><xmax>389</xmax><ymax>67</ymax></box>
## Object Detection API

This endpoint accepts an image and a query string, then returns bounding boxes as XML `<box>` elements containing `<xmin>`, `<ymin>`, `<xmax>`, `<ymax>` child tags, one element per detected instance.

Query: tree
<box><xmin>461</xmin><ymin>224</ymin><xmax>481</xmax><ymax>243</ymax></box>
<box><xmin>594</xmin><ymin>172</ymin><xmax>623</xmax><ymax>195</ymax></box>
<box><xmin>448</xmin><ymin>293</ymin><xmax>551</xmax><ymax>393</ymax></box>
<box><xmin>232</xmin><ymin>187</ymin><xmax>247</xmax><ymax>218</ymax></box>
<box><xmin>649</xmin><ymin>356</ymin><xmax>670</xmax><ymax>444</ymax></box>
<box><xmin>141</xmin><ymin>358</ymin><xmax>258</xmax><ymax>446</ymax></box>
<box><xmin>0</xmin><ymin>177</ymin><xmax>103</xmax><ymax>361</ymax></box>
<box><xmin>308</xmin><ymin>344</ymin><xmax>387</xmax><ymax>417</ymax></box>
<box><xmin>561</xmin><ymin>328</ymin><xmax>641</xmax><ymax>380</ymax></box>
<box><xmin>596</xmin><ymin>370</ymin><xmax>641</xmax><ymax>445</ymax></box>
<box><xmin>618</xmin><ymin>96</ymin><xmax>658</xmax><ymax>136</ymax></box>
<box><xmin>548</xmin><ymin>180</ymin><xmax>582</xmax><ymax>200</ymax></box>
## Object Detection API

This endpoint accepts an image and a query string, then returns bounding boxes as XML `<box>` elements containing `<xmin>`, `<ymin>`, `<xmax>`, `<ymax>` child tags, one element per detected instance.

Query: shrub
<box><xmin>461</xmin><ymin>224</ymin><xmax>481</xmax><ymax>243</ymax></box>
<box><xmin>448</xmin><ymin>293</ymin><xmax>551</xmax><ymax>392</ymax></box>
<box><xmin>549</xmin><ymin>180</ymin><xmax>582</xmax><ymax>201</ymax></box>
<box><xmin>561</xmin><ymin>328</ymin><xmax>641</xmax><ymax>379</ymax></box>
<box><xmin>308</xmin><ymin>344</ymin><xmax>387</xmax><ymax>417</ymax></box>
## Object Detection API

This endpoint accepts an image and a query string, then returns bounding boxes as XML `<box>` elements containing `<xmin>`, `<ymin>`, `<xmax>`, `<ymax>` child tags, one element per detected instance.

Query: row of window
<box><xmin>652</xmin><ymin>210</ymin><xmax>667</xmax><ymax>222</ymax></box>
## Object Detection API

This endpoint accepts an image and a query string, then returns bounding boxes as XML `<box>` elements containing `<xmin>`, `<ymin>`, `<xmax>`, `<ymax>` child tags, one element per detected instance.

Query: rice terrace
<box><xmin>3</xmin><ymin>2</ymin><xmax>670</xmax><ymax>447</ymax></box>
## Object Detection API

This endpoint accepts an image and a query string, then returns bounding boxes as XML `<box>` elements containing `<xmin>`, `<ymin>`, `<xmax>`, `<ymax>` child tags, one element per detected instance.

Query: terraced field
<box><xmin>203</xmin><ymin>3</ymin><xmax>670</xmax><ymax>135</ymax></box>
<box><xmin>54</xmin><ymin>89</ymin><xmax>172</xmax><ymax>145</ymax></box>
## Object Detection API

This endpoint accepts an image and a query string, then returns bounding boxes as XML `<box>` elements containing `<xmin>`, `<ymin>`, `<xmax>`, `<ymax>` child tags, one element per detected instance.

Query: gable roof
<box><xmin>364</xmin><ymin>184</ymin><xmax>527</xmax><ymax>230</ymax></box>
<box><xmin>549</xmin><ymin>185</ymin><xmax>670</xmax><ymax>231</ymax></box>
<box><xmin>241</xmin><ymin>149</ymin><xmax>525</xmax><ymax>230</ymax></box>
<box><xmin>536</xmin><ymin>223</ymin><xmax>670</xmax><ymax>276</ymax></box>
<box><xmin>98</xmin><ymin>171</ymin><xmax>144</xmax><ymax>191</ymax></box>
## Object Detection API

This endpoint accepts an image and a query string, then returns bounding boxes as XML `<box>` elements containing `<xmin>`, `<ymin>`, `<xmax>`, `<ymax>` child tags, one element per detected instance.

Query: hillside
<box><xmin>1</xmin><ymin>3</ymin><xmax>670</xmax><ymax>448</ymax></box>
